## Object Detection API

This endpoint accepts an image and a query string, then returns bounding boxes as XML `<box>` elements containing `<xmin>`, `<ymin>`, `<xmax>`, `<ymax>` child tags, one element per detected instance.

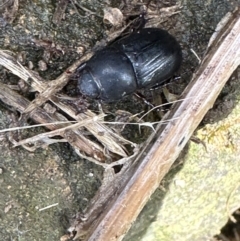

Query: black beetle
<box><xmin>75</xmin><ymin>28</ymin><xmax>182</xmax><ymax>102</ymax></box>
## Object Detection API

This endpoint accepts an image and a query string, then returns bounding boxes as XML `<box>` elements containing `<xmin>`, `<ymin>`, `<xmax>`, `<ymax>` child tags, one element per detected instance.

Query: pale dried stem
<box><xmin>0</xmin><ymin>49</ymin><xmax>132</xmax><ymax>160</ymax></box>
<box><xmin>0</xmin><ymin>83</ymin><xmax>106</xmax><ymax>161</ymax></box>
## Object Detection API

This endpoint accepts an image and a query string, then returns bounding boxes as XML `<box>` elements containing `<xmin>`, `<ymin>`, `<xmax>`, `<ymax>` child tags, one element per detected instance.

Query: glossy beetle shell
<box><xmin>76</xmin><ymin>28</ymin><xmax>182</xmax><ymax>102</ymax></box>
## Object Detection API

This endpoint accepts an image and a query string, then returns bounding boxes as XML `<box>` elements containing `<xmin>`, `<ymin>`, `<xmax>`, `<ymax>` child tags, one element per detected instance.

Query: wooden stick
<box><xmin>70</xmin><ymin>8</ymin><xmax>240</xmax><ymax>241</ymax></box>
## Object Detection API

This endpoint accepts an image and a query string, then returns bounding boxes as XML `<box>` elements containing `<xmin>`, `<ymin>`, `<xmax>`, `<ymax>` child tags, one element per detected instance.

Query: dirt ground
<box><xmin>0</xmin><ymin>0</ymin><xmax>239</xmax><ymax>241</ymax></box>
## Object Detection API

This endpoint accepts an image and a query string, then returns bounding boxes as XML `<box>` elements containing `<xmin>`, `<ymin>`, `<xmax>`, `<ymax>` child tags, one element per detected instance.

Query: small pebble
<box><xmin>38</xmin><ymin>60</ymin><xmax>47</xmax><ymax>71</ymax></box>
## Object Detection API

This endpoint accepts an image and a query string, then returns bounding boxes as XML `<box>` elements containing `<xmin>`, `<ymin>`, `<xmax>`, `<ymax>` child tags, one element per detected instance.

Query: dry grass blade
<box><xmin>13</xmin><ymin>114</ymin><xmax>106</xmax><ymax>147</ymax></box>
<box><xmin>0</xmin><ymin>83</ymin><xmax>108</xmax><ymax>162</ymax></box>
<box><xmin>0</xmin><ymin>49</ymin><xmax>133</xmax><ymax>160</ymax></box>
<box><xmin>51</xmin><ymin>97</ymin><xmax>135</xmax><ymax>157</ymax></box>
<box><xmin>0</xmin><ymin>50</ymin><xmax>93</xmax><ymax>113</ymax></box>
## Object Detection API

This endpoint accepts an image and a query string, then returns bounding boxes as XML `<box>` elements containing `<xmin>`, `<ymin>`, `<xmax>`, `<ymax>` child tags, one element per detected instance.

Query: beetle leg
<box><xmin>134</xmin><ymin>92</ymin><xmax>155</xmax><ymax>108</ymax></box>
<box><xmin>76</xmin><ymin>62</ymin><xmax>87</xmax><ymax>72</ymax></box>
<box><xmin>162</xmin><ymin>87</ymin><xmax>179</xmax><ymax>103</ymax></box>
<box><xmin>97</xmin><ymin>101</ymin><xmax>105</xmax><ymax>115</ymax></box>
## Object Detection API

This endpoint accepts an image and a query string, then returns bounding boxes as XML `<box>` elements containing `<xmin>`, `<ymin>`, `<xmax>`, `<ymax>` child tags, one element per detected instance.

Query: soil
<box><xmin>0</xmin><ymin>0</ymin><xmax>239</xmax><ymax>241</ymax></box>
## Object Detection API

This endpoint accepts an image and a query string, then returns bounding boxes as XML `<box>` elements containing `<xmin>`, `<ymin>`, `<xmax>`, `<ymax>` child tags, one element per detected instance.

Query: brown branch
<box><xmin>68</xmin><ymin>8</ymin><xmax>240</xmax><ymax>241</ymax></box>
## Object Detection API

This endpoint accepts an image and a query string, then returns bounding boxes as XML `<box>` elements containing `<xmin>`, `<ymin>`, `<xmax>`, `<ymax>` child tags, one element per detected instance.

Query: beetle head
<box><xmin>77</xmin><ymin>68</ymin><xmax>101</xmax><ymax>99</ymax></box>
